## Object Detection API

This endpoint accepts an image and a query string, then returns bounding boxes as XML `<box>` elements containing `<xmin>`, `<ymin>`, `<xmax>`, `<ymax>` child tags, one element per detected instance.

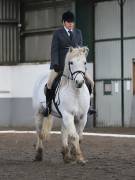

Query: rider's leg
<box><xmin>42</xmin><ymin>70</ymin><xmax>58</xmax><ymax>116</ymax></box>
<box><xmin>85</xmin><ymin>72</ymin><xmax>96</xmax><ymax>115</ymax></box>
<box><xmin>47</xmin><ymin>69</ymin><xmax>58</xmax><ymax>89</ymax></box>
<box><xmin>85</xmin><ymin>72</ymin><xmax>94</xmax><ymax>91</ymax></box>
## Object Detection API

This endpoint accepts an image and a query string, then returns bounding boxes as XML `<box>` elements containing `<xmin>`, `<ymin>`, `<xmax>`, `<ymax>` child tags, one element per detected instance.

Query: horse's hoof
<box><xmin>77</xmin><ymin>159</ymin><xmax>88</xmax><ymax>166</ymax></box>
<box><xmin>61</xmin><ymin>148</ymin><xmax>71</xmax><ymax>164</ymax></box>
<box><xmin>33</xmin><ymin>155</ymin><xmax>43</xmax><ymax>162</ymax></box>
<box><xmin>70</xmin><ymin>160</ymin><xmax>77</xmax><ymax>165</ymax></box>
<box><xmin>63</xmin><ymin>156</ymin><xmax>73</xmax><ymax>164</ymax></box>
<box><xmin>63</xmin><ymin>158</ymin><xmax>71</xmax><ymax>164</ymax></box>
<box><xmin>34</xmin><ymin>148</ymin><xmax>43</xmax><ymax>161</ymax></box>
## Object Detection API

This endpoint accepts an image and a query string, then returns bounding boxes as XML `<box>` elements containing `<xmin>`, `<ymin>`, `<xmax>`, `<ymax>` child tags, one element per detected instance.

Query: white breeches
<box><xmin>85</xmin><ymin>71</ymin><xmax>94</xmax><ymax>89</ymax></box>
<box><xmin>47</xmin><ymin>69</ymin><xmax>58</xmax><ymax>89</ymax></box>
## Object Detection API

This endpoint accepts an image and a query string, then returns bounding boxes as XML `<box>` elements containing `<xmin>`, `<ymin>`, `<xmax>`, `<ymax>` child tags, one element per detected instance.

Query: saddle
<box><xmin>43</xmin><ymin>73</ymin><xmax>92</xmax><ymax>118</ymax></box>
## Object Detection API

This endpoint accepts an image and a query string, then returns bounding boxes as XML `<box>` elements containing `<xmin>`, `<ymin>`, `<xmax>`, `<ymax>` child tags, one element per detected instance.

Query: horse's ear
<box><xmin>69</xmin><ymin>47</ymin><xmax>74</xmax><ymax>53</ymax></box>
<box><xmin>83</xmin><ymin>47</ymin><xmax>89</xmax><ymax>57</ymax></box>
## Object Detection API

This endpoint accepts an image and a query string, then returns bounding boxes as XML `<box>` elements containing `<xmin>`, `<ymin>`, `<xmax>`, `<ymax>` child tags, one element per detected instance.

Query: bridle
<box><xmin>63</xmin><ymin>61</ymin><xmax>86</xmax><ymax>82</ymax></box>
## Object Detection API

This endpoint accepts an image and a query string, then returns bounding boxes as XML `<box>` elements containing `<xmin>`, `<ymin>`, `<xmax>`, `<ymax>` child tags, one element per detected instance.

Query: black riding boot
<box><xmin>85</xmin><ymin>78</ymin><xmax>96</xmax><ymax>115</ymax></box>
<box><xmin>41</xmin><ymin>86</ymin><xmax>53</xmax><ymax>117</ymax></box>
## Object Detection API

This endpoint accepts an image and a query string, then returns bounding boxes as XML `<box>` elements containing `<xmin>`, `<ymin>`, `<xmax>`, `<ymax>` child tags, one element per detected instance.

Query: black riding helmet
<box><xmin>62</xmin><ymin>11</ymin><xmax>75</xmax><ymax>23</ymax></box>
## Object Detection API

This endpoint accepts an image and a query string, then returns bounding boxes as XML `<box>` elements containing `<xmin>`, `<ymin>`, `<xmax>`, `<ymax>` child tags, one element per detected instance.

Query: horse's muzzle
<box><xmin>75</xmin><ymin>79</ymin><xmax>84</xmax><ymax>88</ymax></box>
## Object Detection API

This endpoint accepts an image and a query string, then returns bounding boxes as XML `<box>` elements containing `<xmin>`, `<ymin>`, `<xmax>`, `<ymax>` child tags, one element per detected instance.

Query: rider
<box><xmin>42</xmin><ymin>11</ymin><xmax>96</xmax><ymax>116</ymax></box>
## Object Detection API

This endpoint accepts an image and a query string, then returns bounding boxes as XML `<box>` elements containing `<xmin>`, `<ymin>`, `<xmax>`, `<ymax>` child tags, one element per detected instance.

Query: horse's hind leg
<box><xmin>34</xmin><ymin>112</ymin><xmax>44</xmax><ymax>161</ymax></box>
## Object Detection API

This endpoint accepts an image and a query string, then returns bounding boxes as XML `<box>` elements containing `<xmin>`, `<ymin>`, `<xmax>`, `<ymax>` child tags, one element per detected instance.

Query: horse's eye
<box><xmin>69</xmin><ymin>61</ymin><xmax>73</xmax><ymax>65</ymax></box>
<box><xmin>84</xmin><ymin>62</ymin><xmax>86</xmax><ymax>65</ymax></box>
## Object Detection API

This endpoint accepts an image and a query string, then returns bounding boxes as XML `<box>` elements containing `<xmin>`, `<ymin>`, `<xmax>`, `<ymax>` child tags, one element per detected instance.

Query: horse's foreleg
<box><xmin>76</xmin><ymin>114</ymin><xmax>87</xmax><ymax>143</ymax></box>
<box><xmin>72</xmin><ymin>114</ymin><xmax>88</xmax><ymax>164</ymax></box>
<box><xmin>61</xmin><ymin>112</ymin><xmax>76</xmax><ymax>163</ymax></box>
<box><xmin>70</xmin><ymin>116</ymin><xmax>88</xmax><ymax>164</ymax></box>
<box><xmin>70</xmin><ymin>133</ymin><xmax>86</xmax><ymax>164</ymax></box>
<box><xmin>61</xmin><ymin>126</ymin><xmax>71</xmax><ymax>163</ymax></box>
<box><xmin>34</xmin><ymin>112</ymin><xmax>44</xmax><ymax>161</ymax></box>
<box><xmin>62</xmin><ymin>113</ymin><xmax>85</xmax><ymax>164</ymax></box>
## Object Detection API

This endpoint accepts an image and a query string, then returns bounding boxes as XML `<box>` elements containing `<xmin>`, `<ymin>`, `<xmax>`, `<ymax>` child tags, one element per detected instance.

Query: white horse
<box><xmin>33</xmin><ymin>47</ymin><xmax>90</xmax><ymax>164</ymax></box>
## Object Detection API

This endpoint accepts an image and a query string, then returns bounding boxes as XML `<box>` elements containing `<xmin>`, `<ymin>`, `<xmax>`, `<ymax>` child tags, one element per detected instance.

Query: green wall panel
<box><xmin>76</xmin><ymin>0</ymin><xmax>94</xmax><ymax>62</ymax></box>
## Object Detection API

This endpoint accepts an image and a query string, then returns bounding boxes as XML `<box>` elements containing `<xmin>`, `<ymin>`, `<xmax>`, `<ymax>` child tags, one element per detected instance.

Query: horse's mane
<box><xmin>63</xmin><ymin>47</ymin><xmax>89</xmax><ymax>76</ymax></box>
<box><xmin>65</xmin><ymin>47</ymin><xmax>86</xmax><ymax>62</ymax></box>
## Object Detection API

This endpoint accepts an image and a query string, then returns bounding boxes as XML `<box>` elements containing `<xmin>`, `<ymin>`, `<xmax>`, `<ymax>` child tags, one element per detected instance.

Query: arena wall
<box><xmin>0</xmin><ymin>63</ymin><xmax>93</xmax><ymax>128</ymax></box>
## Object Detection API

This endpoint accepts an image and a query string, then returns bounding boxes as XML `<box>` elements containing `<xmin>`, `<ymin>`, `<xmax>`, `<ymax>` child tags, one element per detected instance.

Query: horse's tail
<box><xmin>42</xmin><ymin>115</ymin><xmax>53</xmax><ymax>141</ymax></box>
<box><xmin>32</xmin><ymin>73</ymin><xmax>48</xmax><ymax>111</ymax></box>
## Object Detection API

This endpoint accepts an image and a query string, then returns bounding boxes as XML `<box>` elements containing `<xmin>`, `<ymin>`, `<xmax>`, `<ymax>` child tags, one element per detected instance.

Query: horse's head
<box><xmin>64</xmin><ymin>47</ymin><xmax>89</xmax><ymax>88</ymax></box>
